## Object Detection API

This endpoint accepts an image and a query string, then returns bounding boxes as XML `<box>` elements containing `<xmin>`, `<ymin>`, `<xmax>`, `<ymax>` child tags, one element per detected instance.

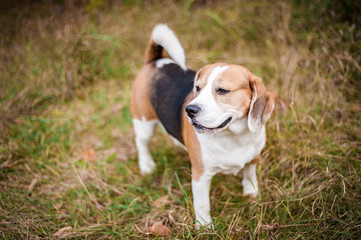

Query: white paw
<box><xmin>243</xmin><ymin>186</ymin><xmax>258</xmax><ymax>198</ymax></box>
<box><xmin>195</xmin><ymin>215</ymin><xmax>213</xmax><ymax>230</ymax></box>
<box><xmin>139</xmin><ymin>155</ymin><xmax>156</xmax><ymax>174</ymax></box>
<box><xmin>195</xmin><ymin>222</ymin><xmax>213</xmax><ymax>230</ymax></box>
<box><xmin>243</xmin><ymin>191</ymin><xmax>257</xmax><ymax>198</ymax></box>
<box><xmin>242</xmin><ymin>180</ymin><xmax>258</xmax><ymax>197</ymax></box>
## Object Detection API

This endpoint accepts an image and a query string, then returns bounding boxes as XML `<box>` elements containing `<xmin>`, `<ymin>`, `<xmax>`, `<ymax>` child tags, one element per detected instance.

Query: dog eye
<box><xmin>195</xmin><ymin>86</ymin><xmax>200</xmax><ymax>92</ymax></box>
<box><xmin>216</xmin><ymin>88</ymin><xmax>230</xmax><ymax>95</ymax></box>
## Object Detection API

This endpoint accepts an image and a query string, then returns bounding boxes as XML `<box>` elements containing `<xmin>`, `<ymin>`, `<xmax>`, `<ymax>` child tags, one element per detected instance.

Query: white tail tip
<box><xmin>152</xmin><ymin>24</ymin><xmax>187</xmax><ymax>70</ymax></box>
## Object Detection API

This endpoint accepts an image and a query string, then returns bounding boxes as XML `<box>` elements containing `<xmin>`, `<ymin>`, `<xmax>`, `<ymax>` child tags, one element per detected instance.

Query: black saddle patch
<box><xmin>150</xmin><ymin>63</ymin><xmax>196</xmax><ymax>143</ymax></box>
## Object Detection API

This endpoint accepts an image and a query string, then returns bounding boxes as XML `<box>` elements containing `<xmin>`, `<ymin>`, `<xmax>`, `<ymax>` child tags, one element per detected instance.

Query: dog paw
<box><xmin>194</xmin><ymin>215</ymin><xmax>213</xmax><ymax>230</ymax></box>
<box><xmin>195</xmin><ymin>220</ymin><xmax>213</xmax><ymax>230</ymax></box>
<box><xmin>243</xmin><ymin>188</ymin><xmax>258</xmax><ymax>198</ymax></box>
<box><xmin>242</xmin><ymin>179</ymin><xmax>258</xmax><ymax>198</ymax></box>
<box><xmin>243</xmin><ymin>192</ymin><xmax>257</xmax><ymax>199</ymax></box>
<box><xmin>139</xmin><ymin>157</ymin><xmax>156</xmax><ymax>174</ymax></box>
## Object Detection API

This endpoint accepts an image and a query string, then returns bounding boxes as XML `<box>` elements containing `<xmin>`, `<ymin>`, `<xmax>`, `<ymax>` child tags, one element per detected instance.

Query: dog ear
<box><xmin>248</xmin><ymin>76</ymin><xmax>274</xmax><ymax>132</ymax></box>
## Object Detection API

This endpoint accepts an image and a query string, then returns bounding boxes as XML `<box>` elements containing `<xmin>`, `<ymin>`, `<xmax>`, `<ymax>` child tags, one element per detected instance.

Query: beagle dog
<box><xmin>130</xmin><ymin>24</ymin><xmax>274</xmax><ymax>227</ymax></box>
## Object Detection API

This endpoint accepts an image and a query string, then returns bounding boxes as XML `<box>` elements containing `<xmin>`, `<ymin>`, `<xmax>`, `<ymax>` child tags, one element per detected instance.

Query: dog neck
<box><xmin>195</xmin><ymin>116</ymin><xmax>265</xmax><ymax>155</ymax></box>
<box><xmin>227</xmin><ymin>117</ymin><xmax>250</xmax><ymax>135</ymax></box>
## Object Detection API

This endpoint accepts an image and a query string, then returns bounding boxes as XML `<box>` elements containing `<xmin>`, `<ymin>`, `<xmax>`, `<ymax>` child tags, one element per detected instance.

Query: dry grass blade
<box><xmin>71</xmin><ymin>161</ymin><xmax>103</xmax><ymax>210</ymax></box>
<box><xmin>27</xmin><ymin>177</ymin><xmax>38</xmax><ymax>196</ymax></box>
<box><xmin>53</xmin><ymin>226</ymin><xmax>73</xmax><ymax>238</ymax></box>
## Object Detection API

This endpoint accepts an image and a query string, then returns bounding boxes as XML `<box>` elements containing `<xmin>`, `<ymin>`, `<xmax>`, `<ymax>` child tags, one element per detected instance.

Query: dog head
<box><xmin>185</xmin><ymin>63</ymin><xmax>274</xmax><ymax>134</ymax></box>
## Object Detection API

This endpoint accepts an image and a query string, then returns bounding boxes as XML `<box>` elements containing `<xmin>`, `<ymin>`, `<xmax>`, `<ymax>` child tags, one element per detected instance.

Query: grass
<box><xmin>1</xmin><ymin>0</ymin><xmax>360</xmax><ymax>239</ymax></box>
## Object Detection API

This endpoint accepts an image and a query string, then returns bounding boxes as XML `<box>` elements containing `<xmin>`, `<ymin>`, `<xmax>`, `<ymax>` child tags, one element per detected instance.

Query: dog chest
<box><xmin>197</xmin><ymin>127</ymin><xmax>266</xmax><ymax>175</ymax></box>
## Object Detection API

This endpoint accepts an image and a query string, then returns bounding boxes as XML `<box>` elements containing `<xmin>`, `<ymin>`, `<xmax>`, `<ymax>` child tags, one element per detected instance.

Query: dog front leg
<box><xmin>192</xmin><ymin>173</ymin><xmax>213</xmax><ymax>227</ymax></box>
<box><xmin>242</xmin><ymin>162</ymin><xmax>258</xmax><ymax>197</ymax></box>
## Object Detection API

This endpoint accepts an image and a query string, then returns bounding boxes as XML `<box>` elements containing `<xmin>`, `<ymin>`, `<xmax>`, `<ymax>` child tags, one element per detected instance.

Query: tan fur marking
<box><xmin>249</xmin><ymin>155</ymin><xmax>261</xmax><ymax>165</ymax></box>
<box><xmin>130</xmin><ymin>63</ymin><xmax>157</xmax><ymax>120</ymax></box>
<box><xmin>215</xmin><ymin>65</ymin><xmax>254</xmax><ymax>116</ymax></box>
<box><xmin>145</xmin><ymin>38</ymin><xmax>164</xmax><ymax>63</ymax></box>
<box><xmin>182</xmin><ymin>94</ymin><xmax>204</xmax><ymax>181</ymax></box>
<box><xmin>194</xmin><ymin>64</ymin><xmax>258</xmax><ymax>117</ymax></box>
<box><xmin>194</xmin><ymin>63</ymin><xmax>228</xmax><ymax>94</ymax></box>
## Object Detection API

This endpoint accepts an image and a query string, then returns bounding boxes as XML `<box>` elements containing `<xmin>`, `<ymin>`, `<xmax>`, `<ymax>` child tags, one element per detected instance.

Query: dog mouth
<box><xmin>192</xmin><ymin>117</ymin><xmax>233</xmax><ymax>133</ymax></box>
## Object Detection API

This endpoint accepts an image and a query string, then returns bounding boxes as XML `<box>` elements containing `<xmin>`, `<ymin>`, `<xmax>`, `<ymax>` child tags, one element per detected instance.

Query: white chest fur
<box><xmin>197</xmin><ymin>118</ymin><xmax>266</xmax><ymax>176</ymax></box>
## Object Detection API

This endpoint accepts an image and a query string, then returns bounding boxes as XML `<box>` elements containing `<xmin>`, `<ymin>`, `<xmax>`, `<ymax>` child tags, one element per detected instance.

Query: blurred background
<box><xmin>0</xmin><ymin>0</ymin><xmax>360</xmax><ymax>239</ymax></box>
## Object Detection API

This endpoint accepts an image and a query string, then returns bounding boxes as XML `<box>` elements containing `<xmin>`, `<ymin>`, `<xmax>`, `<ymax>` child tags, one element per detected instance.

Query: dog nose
<box><xmin>185</xmin><ymin>104</ymin><xmax>201</xmax><ymax>118</ymax></box>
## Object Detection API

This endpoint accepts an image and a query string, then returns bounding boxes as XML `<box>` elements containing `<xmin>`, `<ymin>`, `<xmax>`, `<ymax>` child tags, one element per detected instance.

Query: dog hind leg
<box><xmin>133</xmin><ymin>118</ymin><xmax>158</xmax><ymax>174</ymax></box>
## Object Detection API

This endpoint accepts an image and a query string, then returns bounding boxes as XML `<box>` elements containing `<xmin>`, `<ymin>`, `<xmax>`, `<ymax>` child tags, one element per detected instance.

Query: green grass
<box><xmin>1</xmin><ymin>0</ymin><xmax>360</xmax><ymax>239</ymax></box>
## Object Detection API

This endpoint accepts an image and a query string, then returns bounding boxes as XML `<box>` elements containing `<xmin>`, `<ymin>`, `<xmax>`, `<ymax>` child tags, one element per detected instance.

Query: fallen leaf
<box><xmin>75</xmin><ymin>89</ymin><xmax>85</xmax><ymax>98</ymax></box>
<box><xmin>147</xmin><ymin>222</ymin><xmax>170</xmax><ymax>236</ymax></box>
<box><xmin>53</xmin><ymin>226</ymin><xmax>73</xmax><ymax>237</ymax></box>
<box><xmin>153</xmin><ymin>195</ymin><xmax>172</xmax><ymax>207</ymax></box>
<box><xmin>82</xmin><ymin>148</ymin><xmax>96</xmax><ymax>162</ymax></box>
<box><xmin>350</xmin><ymin>105</ymin><xmax>361</xmax><ymax>113</ymax></box>
<box><xmin>110</xmin><ymin>103</ymin><xmax>125</xmax><ymax>114</ymax></box>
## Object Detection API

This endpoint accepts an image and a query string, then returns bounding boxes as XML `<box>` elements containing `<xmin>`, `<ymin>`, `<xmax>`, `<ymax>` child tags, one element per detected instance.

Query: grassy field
<box><xmin>1</xmin><ymin>0</ymin><xmax>360</xmax><ymax>239</ymax></box>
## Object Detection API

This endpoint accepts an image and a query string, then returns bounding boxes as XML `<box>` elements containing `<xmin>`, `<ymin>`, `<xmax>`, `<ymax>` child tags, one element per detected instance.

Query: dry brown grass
<box><xmin>0</xmin><ymin>0</ymin><xmax>360</xmax><ymax>239</ymax></box>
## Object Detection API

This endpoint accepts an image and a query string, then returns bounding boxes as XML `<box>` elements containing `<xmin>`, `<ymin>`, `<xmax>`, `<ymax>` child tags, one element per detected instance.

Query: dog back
<box><xmin>150</xmin><ymin>63</ymin><xmax>195</xmax><ymax>143</ymax></box>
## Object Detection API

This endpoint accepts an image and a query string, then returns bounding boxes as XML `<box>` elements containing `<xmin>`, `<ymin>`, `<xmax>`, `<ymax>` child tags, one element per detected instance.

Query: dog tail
<box><xmin>145</xmin><ymin>24</ymin><xmax>187</xmax><ymax>70</ymax></box>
